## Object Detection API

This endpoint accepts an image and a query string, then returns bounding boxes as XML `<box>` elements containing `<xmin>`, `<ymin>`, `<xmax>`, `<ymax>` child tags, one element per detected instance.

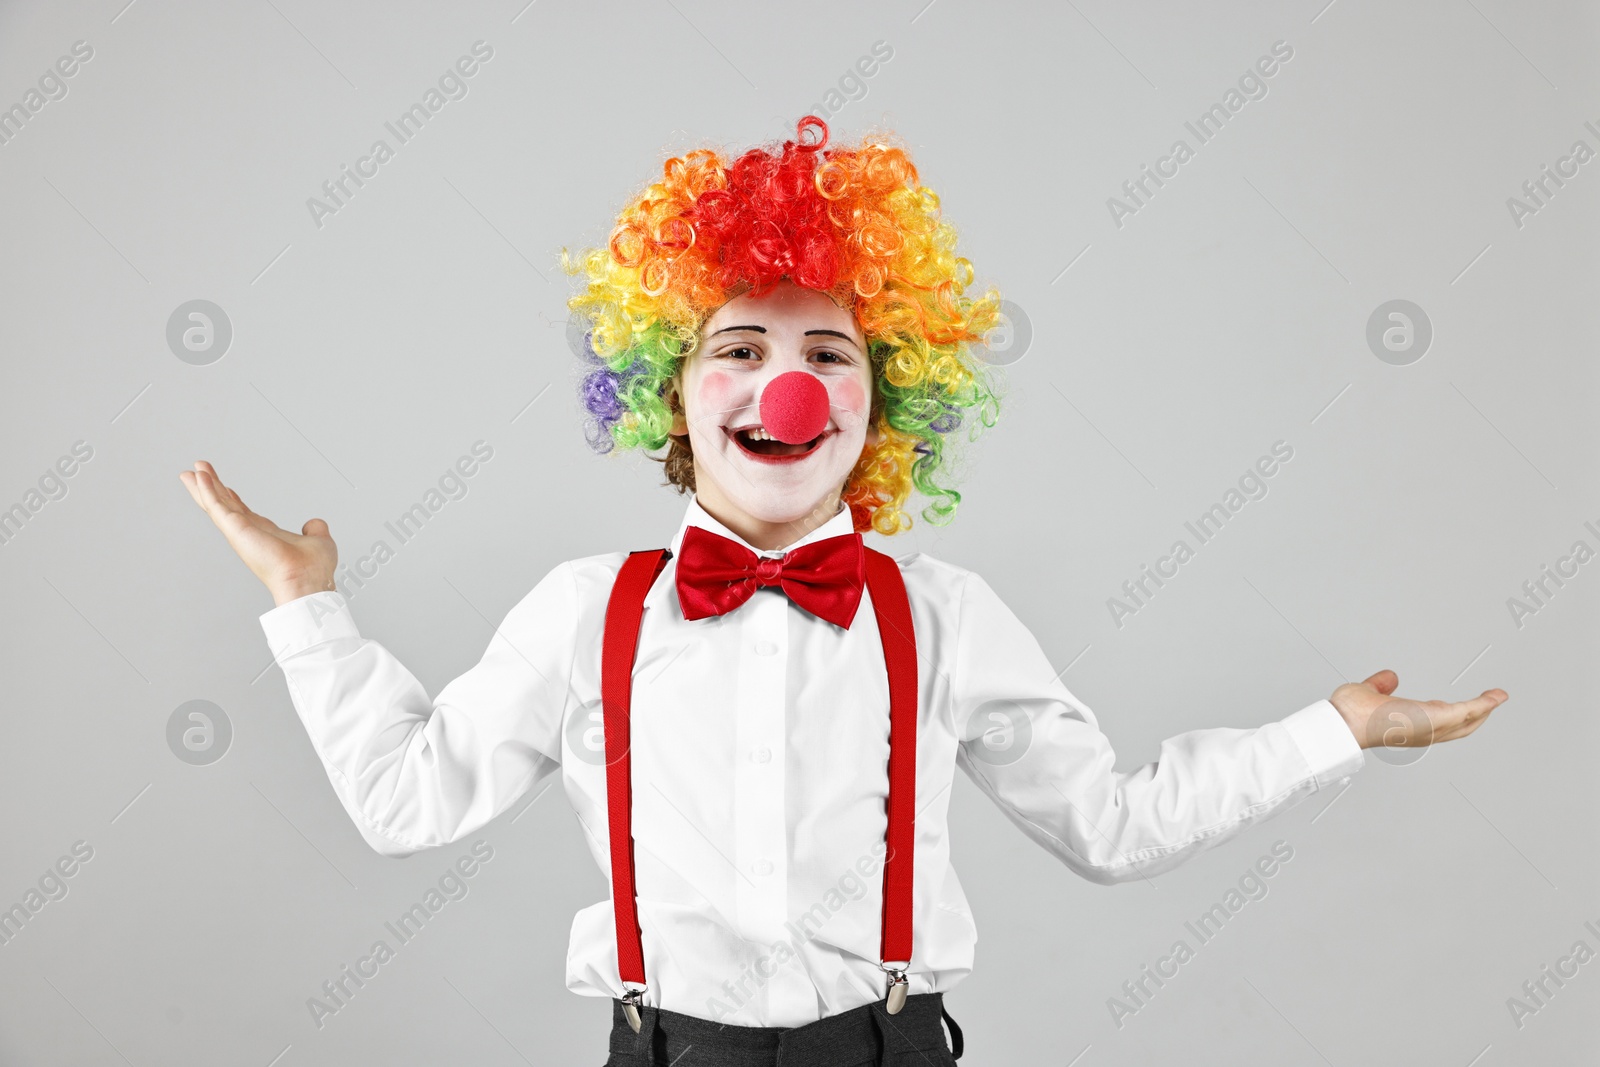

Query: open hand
<box><xmin>179</xmin><ymin>460</ymin><xmax>338</xmax><ymax>606</ymax></box>
<box><xmin>1330</xmin><ymin>669</ymin><xmax>1506</xmax><ymax>751</ymax></box>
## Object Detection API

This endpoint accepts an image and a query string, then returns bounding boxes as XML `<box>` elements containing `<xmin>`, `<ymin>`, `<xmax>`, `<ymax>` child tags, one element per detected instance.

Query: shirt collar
<box><xmin>669</xmin><ymin>494</ymin><xmax>856</xmax><ymax>559</ymax></box>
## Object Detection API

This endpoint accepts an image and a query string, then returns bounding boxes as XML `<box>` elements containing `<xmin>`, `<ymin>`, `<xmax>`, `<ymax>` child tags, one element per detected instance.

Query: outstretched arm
<box><xmin>181</xmin><ymin>460</ymin><xmax>574</xmax><ymax>857</ymax></box>
<box><xmin>1327</xmin><ymin>668</ymin><xmax>1503</xmax><ymax>752</ymax></box>
<box><xmin>949</xmin><ymin>571</ymin><xmax>1505</xmax><ymax>884</ymax></box>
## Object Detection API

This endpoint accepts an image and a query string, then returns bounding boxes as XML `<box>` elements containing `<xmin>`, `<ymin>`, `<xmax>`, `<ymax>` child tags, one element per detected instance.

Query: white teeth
<box><xmin>742</xmin><ymin>427</ymin><xmax>773</xmax><ymax>441</ymax></box>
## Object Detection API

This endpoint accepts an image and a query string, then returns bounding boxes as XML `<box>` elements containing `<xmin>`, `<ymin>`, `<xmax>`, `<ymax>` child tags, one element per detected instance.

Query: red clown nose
<box><xmin>758</xmin><ymin>371</ymin><xmax>831</xmax><ymax>444</ymax></box>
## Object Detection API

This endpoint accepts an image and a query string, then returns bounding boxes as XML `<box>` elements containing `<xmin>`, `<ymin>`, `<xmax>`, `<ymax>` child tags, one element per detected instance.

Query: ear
<box><xmin>864</xmin><ymin>382</ymin><xmax>883</xmax><ymax>449</ymax></box>
<box><xmin>666</xmin><ymin>377</ymin><xmax>688</xmax><ymax>437</ymax></box>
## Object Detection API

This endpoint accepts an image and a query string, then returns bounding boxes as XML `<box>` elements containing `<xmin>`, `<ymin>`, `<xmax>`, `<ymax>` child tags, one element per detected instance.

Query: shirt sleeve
<box><xmin>950</xmin><ymin>570</ymin><xmax>1365</xmax><ymax>885</ymax></box>
<box><xmin>257</xmin><ymin>562</ymin><xmax>578</xmax><ymax>858</ymax></box>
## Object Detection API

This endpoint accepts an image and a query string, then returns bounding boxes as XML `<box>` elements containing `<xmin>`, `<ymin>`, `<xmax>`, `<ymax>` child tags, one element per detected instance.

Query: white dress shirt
<box><xmin>259</xmin><ymin>494</ymin><xmax>1365</xmax><ymax>1027</ymax></box>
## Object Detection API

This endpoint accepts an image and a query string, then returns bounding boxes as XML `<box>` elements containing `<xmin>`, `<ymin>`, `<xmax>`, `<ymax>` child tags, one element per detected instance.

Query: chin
<box><xmin>719</xmin><ymin>468</ymin><xmax>850</xmax><ymax>521</ymax></box>
<box><xmin>726</xmin><ymin>489</ymin><xmax>839</xmax><ymax>526</ymax></box>
<box><xmin>693</xmin><ymin>431</ymin><xmax>864</xmax><ymax>527</ymax></box>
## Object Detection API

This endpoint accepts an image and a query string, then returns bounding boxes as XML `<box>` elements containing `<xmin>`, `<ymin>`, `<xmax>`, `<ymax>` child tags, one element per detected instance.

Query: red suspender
<box><xmin>600</xmin><ymin>549</ymin><xmax>671</xmax><ymax>988</ymax></box>
<box><xmin>865</xmin><ymin>547</ymin><xmax>917</xmax><ymax>970</ymax></box>
<box><xmin>599</xmin><ymin>545</ymin><xmax>918</xmax><ymax>1010</ymax></box>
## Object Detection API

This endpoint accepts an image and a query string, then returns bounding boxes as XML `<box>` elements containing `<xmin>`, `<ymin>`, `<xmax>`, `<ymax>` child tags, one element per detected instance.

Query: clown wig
<box><xmin>564</xmin><ymin>116</ymin><xmax>1003</xmax><ymax>535</ymax></box>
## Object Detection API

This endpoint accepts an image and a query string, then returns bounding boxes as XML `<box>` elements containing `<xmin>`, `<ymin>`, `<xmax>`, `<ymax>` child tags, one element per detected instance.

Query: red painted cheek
<box><xmin>832</xmin><ymin>377</ymin><xmax>869</xmax><ymax>422</ymax></box>
<box><xmin>697</xmin><ymin>370</ymin><xmax>734</xmax><ymax>416</ymax></box>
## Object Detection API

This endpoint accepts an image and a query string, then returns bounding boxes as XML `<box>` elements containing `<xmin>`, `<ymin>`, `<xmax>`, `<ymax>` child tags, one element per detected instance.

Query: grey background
<box><xmin>1</xmin><ymin>0</ymin><xmax>1595</xmax><ymax>1063</ymax></box>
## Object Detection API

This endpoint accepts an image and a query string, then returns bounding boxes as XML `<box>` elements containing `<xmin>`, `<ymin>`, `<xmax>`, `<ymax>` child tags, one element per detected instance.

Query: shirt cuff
<box><xmin>259</xmin><ymin>591</ymin><xmax>361</xmax><ymax>661</ymax></box>
<box><xmin>1280</xmin><ymin>698</ymin><xmax>1365</xmax><ymax>790</ymax></box>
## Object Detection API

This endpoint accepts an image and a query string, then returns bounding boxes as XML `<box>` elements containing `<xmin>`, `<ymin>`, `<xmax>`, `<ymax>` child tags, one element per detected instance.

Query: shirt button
<box><xmin>754</xmin><ymin>640</ymin><xmax>778</xmax><ymax>656</ymax></box>
<box><xmin>752</xmin><ymin>746</ymin><xmax>772</xmax><ymax>764</ymax></box>
<box><xmin>753</xmin><ymin>859</ymin><xmax>774</xmax><ymax>876</ymax></box>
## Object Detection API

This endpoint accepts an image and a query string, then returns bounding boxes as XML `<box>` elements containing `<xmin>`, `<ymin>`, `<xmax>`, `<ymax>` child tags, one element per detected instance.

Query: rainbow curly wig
<box><xmin>564</xmin><ymin>116</ymin><xmax>1003</xmax><ymax>535</ymax></box>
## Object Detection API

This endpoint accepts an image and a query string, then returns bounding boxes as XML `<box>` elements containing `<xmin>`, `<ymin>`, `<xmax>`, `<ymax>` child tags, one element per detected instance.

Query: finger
<box><xmin>180</xmin><ymin>463</ymin><xmax>220</xmax><ymax>507</ymax></box>
<box><xmin>302</xmin><ymin>518</ymin><xmax>330</xmax><ymax>538</ymax></box>
<box><xmin>1452</xmin><ymin>689</ymin><xmax>1507</xmax><ymax>728</ymax></box>
<box><xmin>181</xmin><ymin>467</ymin><xmax>221</xmax><ymax>512</ymax></box>
<box><xmin>195</xmin><ymin>461</ymin><xmax>259</xmax><ymax>515</ymax></box>
<box><xmin>1426</xmin><ymin>689</ymin><xmax>1506</xmax><ymax>742</ymax></box>
<box><xmin>178</xmin><ymin>469</ymin><xmax>205</xmax><ymax>507</ymax></box>
<box><xmin>1362</xmin><ymin>669</ymin><xmax>1399</xmax><ymax>695</ymax></box>
<box><xmin>221</xmin><ymin>483</ymin><xmax>251</xmax><ymax>515</ymax></box>
<box><xmin>191</xmin><ymin>469</ymin><xmax>244</xmax><ymax>522</ymax></box>
<box><xmin>196</xmin><ymin>460</ymin><xmax>230</xmax><ymax>495</ymax></box>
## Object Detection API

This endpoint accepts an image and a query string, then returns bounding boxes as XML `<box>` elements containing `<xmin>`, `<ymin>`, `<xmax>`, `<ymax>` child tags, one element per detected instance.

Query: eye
<box><xmin>811</xmin><ymin>348</ymin><xmax>850</xmax><ymax>365</ymax></box>
<box><xmin>722</xmin><ymin>346</ymin><xmax>760</xmax><ymax>361</ymax></box>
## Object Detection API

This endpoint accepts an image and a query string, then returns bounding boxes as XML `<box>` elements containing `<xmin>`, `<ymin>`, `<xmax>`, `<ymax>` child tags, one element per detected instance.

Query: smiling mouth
<box><xmin>726</xmin><ymin>426</ymin><xmax>828</xmax><ymax>461</ymax></box>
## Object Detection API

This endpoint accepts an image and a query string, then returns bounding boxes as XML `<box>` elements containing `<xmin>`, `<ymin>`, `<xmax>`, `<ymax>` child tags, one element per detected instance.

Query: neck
<box><xmin>694</xmin><ymin>488</ymin><xmax>846</xmax><ymax>551</ymax></box>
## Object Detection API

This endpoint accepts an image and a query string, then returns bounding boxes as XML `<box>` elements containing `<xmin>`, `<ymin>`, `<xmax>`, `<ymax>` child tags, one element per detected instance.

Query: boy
<box><xmin>181</xmin><ymin>118</ymin><xmax>1505</xmax><ymax>1066</ymax></box>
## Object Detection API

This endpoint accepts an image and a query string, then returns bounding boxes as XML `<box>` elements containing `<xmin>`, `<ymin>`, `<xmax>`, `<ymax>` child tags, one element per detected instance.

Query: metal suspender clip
<box><xmin>622</xmin><ymin>986</ymin><xmax>646</xmax><ymax>1033</ymax></box>
<box><xmin>881</xmin><ymin>962</ymin><xmax>909</xmax><ymax>1014</ymax></box>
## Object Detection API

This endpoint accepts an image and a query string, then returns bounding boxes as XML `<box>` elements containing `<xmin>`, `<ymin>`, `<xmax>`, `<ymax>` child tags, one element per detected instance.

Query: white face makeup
<box><xmin>668</xmin><ymin>280</ymin><xmax>880</xmax><ymax>545</ymax></box>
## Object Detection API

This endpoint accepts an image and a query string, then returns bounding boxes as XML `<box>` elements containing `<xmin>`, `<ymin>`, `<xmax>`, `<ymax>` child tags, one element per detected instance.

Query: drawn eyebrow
<box><xmin>804</xmin><ymin>329</ymin><xmax>859</xmax><ymax>344</ymax></box>
<box><xmin>706</xmin><ymin>325</ymin><xmax>859</xmax><ymax>347</ymax></box>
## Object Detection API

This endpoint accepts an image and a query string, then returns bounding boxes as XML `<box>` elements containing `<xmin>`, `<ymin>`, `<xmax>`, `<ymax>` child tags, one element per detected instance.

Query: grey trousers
<box><xmin>602</xmin><ymin>992</ymin><xmax>964</xmax><ymax>1067</ymax></box>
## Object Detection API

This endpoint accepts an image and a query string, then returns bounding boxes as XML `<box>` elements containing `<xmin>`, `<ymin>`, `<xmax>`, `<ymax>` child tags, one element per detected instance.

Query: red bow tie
<box><xmin>675</xmin><ymin>524</ymin><xmax>866</xmax><ymax>629</ymax></box>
